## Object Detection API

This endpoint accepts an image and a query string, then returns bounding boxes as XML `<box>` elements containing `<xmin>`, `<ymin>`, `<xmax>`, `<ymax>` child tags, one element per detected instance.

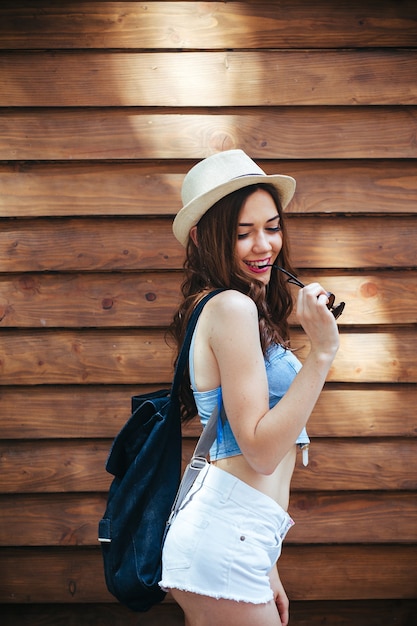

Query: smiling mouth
<box><xmin>244</xmin><ymin>259</ymin><xmax>271</xmax><ymax>270</ymax></box>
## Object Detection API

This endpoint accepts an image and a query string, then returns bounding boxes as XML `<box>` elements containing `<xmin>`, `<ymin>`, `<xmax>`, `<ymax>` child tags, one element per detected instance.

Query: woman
<box><xmin>159</xmin><ymin>150</ymin><xmax>340</xmax><ymax>626</ymax></box>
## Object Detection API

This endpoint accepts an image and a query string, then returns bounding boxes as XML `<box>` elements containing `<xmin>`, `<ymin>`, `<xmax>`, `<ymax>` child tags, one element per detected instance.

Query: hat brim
<box><xmin>173</xmin><ymin>173</ymin><xmax>296</xmax><ymax>247</ymax></box>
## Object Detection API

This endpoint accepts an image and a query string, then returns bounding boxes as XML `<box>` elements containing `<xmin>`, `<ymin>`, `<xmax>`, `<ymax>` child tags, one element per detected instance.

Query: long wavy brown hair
<box><xmin>169</xmin><ymin>183</ymin><xmax>297</xmax><ymax>421</ymax></box>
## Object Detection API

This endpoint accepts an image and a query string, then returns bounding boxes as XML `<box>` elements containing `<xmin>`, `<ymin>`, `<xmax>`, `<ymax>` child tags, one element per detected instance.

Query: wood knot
<box><xmin>68</xmin><ymin>579</ymin><xmax>76</xmax><ymax>597</ymax></box>
<box><xmin>102</xmin><ymin>298</ymin><xmax>114</xmax><ymax>310</ymax></box>
<box><xmin>360</xmin><ymin>281</ymin><xmax>378</xmax><ymax>298</ymax></box>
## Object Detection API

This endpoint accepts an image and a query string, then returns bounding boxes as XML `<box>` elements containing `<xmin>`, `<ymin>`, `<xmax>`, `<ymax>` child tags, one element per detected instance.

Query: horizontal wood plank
<box><xmin>0</xmin><ymin>329</ymin><xmax>175</xmax><ymax>386</ymax></box>
<box><xmin>1</xmin><ymin>160</ymin><xmax>416</xmax><ymax>218</ymax></box>
<box><xmin>0</xmin><ymin>603</ymin><xmax>186</xmax><ymax>626</ymax></box>
<box><xmin>1</xmin><ymin>216</ymin><xmax>416</xmax><ymax>272</ymax></box>
<box><xmin>184</xmin><ymin>384</ymin><xmax>417</xmax><ymax>440</ymax></box>
<box><xmin>1</xmin><ymin>1</ymin><xmax>416</xmax><ymax>49</ymax></box>
<box><xmin>186</xmin><ymin>437</ymin><xmax>417</xmax><ymax>492</ymax></box>
<box><xmin>287</xmin><ymin>600</ymin><xmax>417</xmax><ymax>626</ymax></box>
<box><xmin>288</xmin><ymin>491</ymin><xmax>417</xmax><ymax>543</ymax></box>
<box><xmin>0</xmin><ymin>329</ymin><xmax>416</xmax><ymax>385</ymax></box>
<box><xmin>279</xmin><ymin>545</ymin><xmax>417</xmax><ymax>601</ymax></box>
<box><xmin>0</xmin><ymin>217</ymin><xmax>185</xmax><ymax>272</ymax></box>
<box><xmin>1</xmin><ymin>600</ymin><xmax>416</xmax><ymax>626</ymax></box>
<box><xmin>292</xmin><ymin>216</ymin><xmax>417</xmax><ymax>269</ymax></box>
<box><xmin>0</xmin><ymin>272</ymin><xmax>183</xmax><ymax>328</ymax></box>
<box><xmin>0</xmin><ymin>493</ymin><xmax>106</xmax><ymax>547</ymax></box>
<box><xmin>0</xmin><ymin>161</ymin><xmax>185</xmax><ymax>217</ymax></box>
<box><xmin>1</xmin><ymin>384</ymin><xmax>416</xmax><ymax>440</ymax></box>
<box><xmin>1</xmin><ymin>271</ymin><xmax>416</xmax><ymax>328</ymax></box>
<box><xmin>291</xmin><ymin>439</ymin><xmax>417</xmax><ymax>491</ymax></box>
<box><xmin>1</xmin><ymin>108</ymin><xmax>416</xmax><ymax>160</ymax></box>
<box><xmin>0</xmin><ymin>384</ymin><xmax>153</xmax><ymax>439</ymax></box>
<box><xmin>0</xmin><ymin>545</ymin><xmax>415</xmax><ymax>602</ymax></box>
<box><xmin>2</xmin><ymin>50</ymin><xmax>416</xmax><ymax>107</ymax></box>
<box><xmin>1</xmin><ymin>438</ymin><xmax>415</xmax><ymax>493</ymax></box>
<box><xmin>1</xmin><ymin>491</ymin><xmax>415</xmax><ymax>546</ymax></box>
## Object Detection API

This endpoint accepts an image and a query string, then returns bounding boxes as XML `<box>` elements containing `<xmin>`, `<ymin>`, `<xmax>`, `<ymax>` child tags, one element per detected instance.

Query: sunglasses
<box><xmin>271</xmin><ymin>265</ymin><xmax>345</xmax><ymax>319</ymax></box>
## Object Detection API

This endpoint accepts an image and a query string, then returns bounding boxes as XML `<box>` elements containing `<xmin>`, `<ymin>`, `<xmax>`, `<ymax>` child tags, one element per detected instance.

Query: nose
<box><xmin>252</xmin><ymin>230</ymin><xmax>272</xmax><ymax>253</ymax></box>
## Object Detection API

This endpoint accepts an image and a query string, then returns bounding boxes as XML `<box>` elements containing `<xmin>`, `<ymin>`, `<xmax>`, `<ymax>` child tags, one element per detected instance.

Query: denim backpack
<box><xmin>98</xmin><ymin>289</ymin><xmax>224</xmax><ymax>611</ymax></box>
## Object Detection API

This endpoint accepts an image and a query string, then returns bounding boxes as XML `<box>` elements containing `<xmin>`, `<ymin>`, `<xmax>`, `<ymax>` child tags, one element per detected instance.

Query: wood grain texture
<box><xmin>0</xmin><ymin>596</ymin><xmax>417</xmax><ymax>626</ymax></box>
<box><xmin>0</xmin><ymin>217</ymin><xmax>184</xmax><ymax>272</ymax></box>
<box><xmin>1</xmin><ymin>491</ymin><xmax>415</xmax><ymax>546</ymax></box>
<box><xmin>184</xmin><ymin>384</ymin><xmax>417</xmax><ymax>440</ymax></box>
<box><xmin>1</xmin><ymin>160</ymin><xmax>416</xmax><ymax>218</ymax></box>
<box><xmin>279</xmin><ymin>545</ymin><xmax>417</xmax><ymax>600</ymax></box>
<box><xmin>1</xmin><ymin>438</ymin><xmax>415</xmax><ymax>494</ymax></box>
<box><xmin>0</xmin><ymin>1</ymin><xmax>416</xmax><ymax>49</ymax></box>
<box><xmin>1</xmin><ymin>384</ymin><xmax>416</xmax><ymax>439</ymax></box>
<box><xmin>2</xmin><ymin>50</ymin><xmax>416</xmax><ymax>107</ymax></box>
<box><xmin>0</xmin><ymin>602</ymin><xmax>186</xmax><ymax>626</ymax></box>
<box><xmin>0</xmin><ymin>329</ymin><xmax>416</xmax><ymax>385</ymax></box>
<box><xmin>0</xmin><ymin>272</ymin><xmax>183</xmax><ymax>328</ymax></box>
<box><xmin>0</xmin><ymin>545</ymin><xmax>415</xmax><ymax>602</ymax></box>
<box><xmin>287</xmin><ymin>600</ymin><xmax>417</xmax><ymax>626</ymax></box>
<box><xmin>0</xmin><ymin>271</ymin><xmax>416</xmax><ymax>327</ymax></box>
<box><xmin>288</xmin><ymin>491</ymin><xmax>417</xmax><ymax>543</ymax></box>
<box><xmin>0</xmin><ymin>161</ymin><xmax>185</xmax><ymax>217</ymax></box>
<box><xmin>2</xmin><ymin>600</ymin><xmax>416</xmax><ymax>626</ymax></box>
<box><xmin>1</xmin><ymin>108</ymin><xmax>416</xmax><ymax>160</ymax></box>
<box><xmin>4</xmin><ymin>597</ymin><xmax>417</xmax><ymax>626</ymax></box>
<box><xmin>1</xmin><ymin>216</ymin><xmax>416</xmax><ymax>271</ymax></box>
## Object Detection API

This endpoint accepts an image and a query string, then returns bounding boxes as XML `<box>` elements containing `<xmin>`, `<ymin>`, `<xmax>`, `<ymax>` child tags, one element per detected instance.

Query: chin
<box><xmin>252</xmin><ymin>273</ymin><xmax>271</xmax><ymax>286</ymax></box>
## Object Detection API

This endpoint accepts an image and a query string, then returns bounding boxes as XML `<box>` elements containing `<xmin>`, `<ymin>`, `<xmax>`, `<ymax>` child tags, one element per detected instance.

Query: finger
<box><xmin>317</xmin><ymin>292</ymin><xmax>331</xmax><ymax>307</ymax></box>
<box><xmin>275</xmin><ymin>594</ymin><xmax>289</xmax><ymax>626</ymax></box>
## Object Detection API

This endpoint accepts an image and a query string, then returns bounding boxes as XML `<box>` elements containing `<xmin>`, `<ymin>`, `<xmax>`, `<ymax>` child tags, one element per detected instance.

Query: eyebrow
<box><xmin>238</xmin><ymin>214</ymin><xmax>280</xmax><ymax>227</ymax></box>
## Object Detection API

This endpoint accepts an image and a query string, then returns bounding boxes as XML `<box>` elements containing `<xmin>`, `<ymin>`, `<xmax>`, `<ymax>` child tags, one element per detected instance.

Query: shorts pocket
<box><xmin>235</xmin><ymin>521</ymin><xmax>283</xmax><ymax>571</ymax></box>
<box><xmin>163</xmin><ymin>514</ymin><xmax>209</xmax><ymax>571</ymax></box>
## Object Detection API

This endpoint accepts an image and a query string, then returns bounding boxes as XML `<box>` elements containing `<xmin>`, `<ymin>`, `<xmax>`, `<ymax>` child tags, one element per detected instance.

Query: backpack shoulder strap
<box><xmin>171</xmin><ymin>289</ymin><xmax>225</xmax><ymax>396</ymax></box>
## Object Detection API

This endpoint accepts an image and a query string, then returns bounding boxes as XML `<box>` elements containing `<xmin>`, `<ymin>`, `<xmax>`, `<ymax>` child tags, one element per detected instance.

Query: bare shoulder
<box><xmin>201</xmin><ymin>290</ymin><xmax>259</xmax><ymax>347</ymax></box>
<box><xmin>206</xmin><ymin>289</ymin><xmax>257</xmax><ymax>321</ymax></box>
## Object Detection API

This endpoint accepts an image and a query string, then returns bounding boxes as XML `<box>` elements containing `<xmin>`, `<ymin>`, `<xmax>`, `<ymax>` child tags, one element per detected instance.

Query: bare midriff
<box><xmin>212</xmin><ymin>444</ymin><xmax>296</xmax><ymax>511</ymax></box>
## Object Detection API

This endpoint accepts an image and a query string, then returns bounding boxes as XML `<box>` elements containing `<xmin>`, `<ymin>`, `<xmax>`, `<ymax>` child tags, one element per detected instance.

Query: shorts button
<box><xmin>240</xmin><ymin>535</ymin><xmax>246</xmax><ymax>541</ymax></box>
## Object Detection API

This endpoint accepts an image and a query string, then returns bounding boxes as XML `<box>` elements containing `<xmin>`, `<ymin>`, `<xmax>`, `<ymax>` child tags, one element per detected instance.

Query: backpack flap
<box><xmin>105</xmin><ymin>389</ymin><xmax>171</xmax><ymax>479</ymax></box>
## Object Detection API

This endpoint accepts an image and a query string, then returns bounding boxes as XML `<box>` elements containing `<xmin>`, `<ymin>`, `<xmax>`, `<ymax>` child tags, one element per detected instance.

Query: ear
<box><xmin>190</xmin><ymin>226</ymin><xmax>198</xmax><ymax>246</ymax></box>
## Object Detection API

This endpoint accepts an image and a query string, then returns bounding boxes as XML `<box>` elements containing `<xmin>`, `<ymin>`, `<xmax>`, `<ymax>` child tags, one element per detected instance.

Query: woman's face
<box><xmin>235</xmin><ymin>188</ymin><xmax>283</xmax><ymax>285</ymax></box>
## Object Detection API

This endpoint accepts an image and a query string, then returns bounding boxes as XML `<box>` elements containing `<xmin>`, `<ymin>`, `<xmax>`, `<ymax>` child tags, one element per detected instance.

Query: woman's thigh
<box><xmin>173</xmin><ymin>589</ymin><xmax>282</xmax><ymax>626</ymax></box>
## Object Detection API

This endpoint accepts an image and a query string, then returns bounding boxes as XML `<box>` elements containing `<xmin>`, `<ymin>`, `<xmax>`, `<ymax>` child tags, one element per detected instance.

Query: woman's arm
<box><xmin>207</xmin><ymin>287</ymin><xmax>339</xmax><ymax>474</ymax></box>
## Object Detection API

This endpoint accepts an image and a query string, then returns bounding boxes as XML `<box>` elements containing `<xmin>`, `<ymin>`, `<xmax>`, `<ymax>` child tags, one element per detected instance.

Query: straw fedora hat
<box><xmin>173</xmin><ymin>149</ymin><xmax>296</xmax><ymax>247</ymax></box>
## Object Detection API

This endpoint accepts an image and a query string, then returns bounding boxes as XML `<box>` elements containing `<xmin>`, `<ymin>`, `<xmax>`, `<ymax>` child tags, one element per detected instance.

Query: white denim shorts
<box><xmin>159</xmin><ymin>463</ymin><xmax>294</xmax><ymax>604</ymax></box>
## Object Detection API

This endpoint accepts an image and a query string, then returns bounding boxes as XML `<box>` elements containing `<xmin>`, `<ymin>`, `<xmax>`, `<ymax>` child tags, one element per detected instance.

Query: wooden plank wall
<box><xmin>0</xmin><ymin>1</ymin><xmax>416</xmax><ymax>624</ymax></box>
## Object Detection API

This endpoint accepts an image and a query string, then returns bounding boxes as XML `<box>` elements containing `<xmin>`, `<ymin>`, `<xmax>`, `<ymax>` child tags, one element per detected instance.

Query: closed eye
<box><xmin>238</xmin><ymin>226</ymin><xmax>281</xmax><ymax>240</ymax></box>
<box><xmin>237</xmin><ymin>214</ymin><xmax>281</xmax><ymax>239</ymax></box>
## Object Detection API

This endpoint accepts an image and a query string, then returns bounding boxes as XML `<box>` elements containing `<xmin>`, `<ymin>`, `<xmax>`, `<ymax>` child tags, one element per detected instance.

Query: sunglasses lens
<box><xmin>326</xmin><ymin>292</ymin><xmax>335</xmax><ymax>309</ymax></box>
<box><xmin>331</xmin><ymin>302</ymin><xmax>345</xmax><ymax>319</ymax></box>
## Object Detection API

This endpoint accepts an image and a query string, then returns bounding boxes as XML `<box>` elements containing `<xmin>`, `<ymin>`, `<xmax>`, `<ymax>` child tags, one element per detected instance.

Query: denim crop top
<box><xmin>189</xmin><ymin>328</ymin><xmax>310</xmax><ymax>465</ymax></box>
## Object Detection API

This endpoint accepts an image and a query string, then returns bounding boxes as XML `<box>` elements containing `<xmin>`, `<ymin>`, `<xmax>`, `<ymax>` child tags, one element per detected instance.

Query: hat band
<box><xmin>233</xmin><ymin>172</ymin><xmax>265</xmax><ymax>179</ymax></box>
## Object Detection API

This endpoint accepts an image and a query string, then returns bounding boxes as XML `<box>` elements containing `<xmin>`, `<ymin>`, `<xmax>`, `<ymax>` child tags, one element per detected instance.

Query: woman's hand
<box><xmin>269</xmin><ymin>565</ymin><xmax>289</xmax><ymax>626</ymax></box>
<box><xmin>296</xmin><ymin>282</ymin><xmax>340</xmax><ymax>359</ymax></box>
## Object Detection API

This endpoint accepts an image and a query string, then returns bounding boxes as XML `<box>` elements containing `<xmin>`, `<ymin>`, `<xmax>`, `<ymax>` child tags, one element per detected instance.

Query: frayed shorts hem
<box><xmin>159</xmin><ymin>583</ymin><xmax>273</xmax><ymax>605</ymax></box>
